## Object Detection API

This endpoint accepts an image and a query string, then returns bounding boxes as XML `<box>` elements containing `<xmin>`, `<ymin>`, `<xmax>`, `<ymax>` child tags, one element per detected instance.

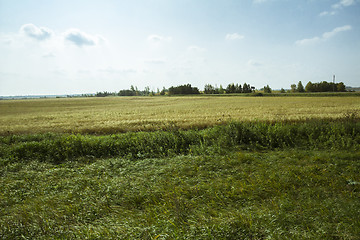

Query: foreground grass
<box><xmin>1</xmin><ymin>150</ymin><xmax>359</xmax><ymax>239</ymax></box>
<box><xmin>1</xmin><ymin>120</ymin><xmax>360</xmax><ymax>239</ymax></box>
<box><xmin>1</xmin><ymin>95</ymin><xmax>359</xmax><ymax>135</ymax></box>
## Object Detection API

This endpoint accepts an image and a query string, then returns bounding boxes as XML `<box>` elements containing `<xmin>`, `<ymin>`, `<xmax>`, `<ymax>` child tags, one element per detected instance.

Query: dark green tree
<box><xmin>204</xmin><ymin>84</ymin><xmax>215</xmax><ymax>94</ymax></box>
<box><xmin>337</xmin><ymin>82</ymin><xmax>346</xmax><ymax>92</ymax></box>
<box><xmin>305</xmin><ymin>82</ymin><xmax>314</xmax><ymax>92</ymax></box>
<box><xmin>243</xmin><ymin>83</ymin><xmax>252</xmax><ymax>93</ymax></box>
<box><xmin>297</xmin><ymin>81</ymin><xmax>305</xmax><ymax>92</ymax></box>
<box><xmin>226</xmin><ymin>83</ymin><xmax>236</xmax><ymax>93</ymax></box>
<box><xmin>263</xmin><ymin>85</ymin><xmax>272</xmax><ymax>93</ymax></box>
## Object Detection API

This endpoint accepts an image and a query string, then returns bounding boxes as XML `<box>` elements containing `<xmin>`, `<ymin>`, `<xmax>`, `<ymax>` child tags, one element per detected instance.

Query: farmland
<box><xmin>1</xmin><ymin>95</ymin><xmax>360</xmax><ymax>239</ymax></box>
<box><xmin>1</xmin><ymin>95</ymin><xmax>359</xmax><ymax>135</ymax></box>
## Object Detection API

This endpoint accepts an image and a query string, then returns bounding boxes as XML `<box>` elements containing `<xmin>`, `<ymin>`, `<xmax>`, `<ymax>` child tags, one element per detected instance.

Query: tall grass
<box><xmin>1</xmin><ymin>150</ymin><xmax>359</xmax><ymax>239</ymax></box>
<box><xmin>1</xmin><ymin>119</ymin><xmax>359</xmax><ymax>163</ymax></box>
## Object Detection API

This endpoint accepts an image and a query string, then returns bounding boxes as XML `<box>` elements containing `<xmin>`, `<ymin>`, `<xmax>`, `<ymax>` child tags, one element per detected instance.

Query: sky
<box><xmin>0</xmin><ymin>0</ymin><xmax>359</xmax><ymax>96</ymax></box>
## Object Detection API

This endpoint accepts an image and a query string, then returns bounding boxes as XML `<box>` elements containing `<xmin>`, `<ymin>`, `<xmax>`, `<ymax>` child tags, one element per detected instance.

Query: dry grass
<box><xmin>1</xmin><ymin>95</ymin><xmax>359</xmax><ymax>135</ymax></box>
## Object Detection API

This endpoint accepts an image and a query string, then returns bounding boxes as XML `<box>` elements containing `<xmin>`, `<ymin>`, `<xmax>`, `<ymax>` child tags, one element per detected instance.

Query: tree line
<box><xmin>94</xmin><ymin>80</ymin><xmax>347</xmax><ymax>97</ymax></box>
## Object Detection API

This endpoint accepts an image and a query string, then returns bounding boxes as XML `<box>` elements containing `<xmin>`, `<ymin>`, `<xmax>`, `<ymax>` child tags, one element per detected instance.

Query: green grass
<box><xmin>1</xmin><ymin>119</ymin><xmax>359</xmax><ymax>163</ymax></box>
<box><xmin>1</xmin><ymin>150</ymin><xmax>359</xmax><ymax>239</ymax></box>
<box><xmin>1</xmin><ymin>119</ymin><xmax>360</xmax><ymax>239</ymax></box>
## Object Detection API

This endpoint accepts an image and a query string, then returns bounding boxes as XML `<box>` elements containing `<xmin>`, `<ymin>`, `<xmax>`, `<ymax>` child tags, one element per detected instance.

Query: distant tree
<box><xmin>305</xmin><ymin>81</ymin><xmax>314</xmax><ymax>92</ymax></box>
<box><xmin>290</xmin><ymin>84</ymin><xmax>297</xmax><ymax>93</ymax></box>
<box><xmin>160</xmin><ymin>87</ymin><xmax>166</xmax><ymax>95</ymax></box>
<box><xmin>297</xmin><ymin>81</ymin><xmax>305</xmax><ymax>92</ymax></box>
<box><xmin>204</xmin><ymin>84</ymin><xmax>215</xmax><ymax>94</ymax></box>
<box><xmin>144</xmin><ymin>86</ymin><xmax>150</xmax><ymax>95</ymax></box>
<box><xmin>96</xmin><ymin>91</ymin><xmax>115</xmax><ymax>97</ymax></box>
<box><xmin>204</xmin><ymin>84</ymin><xmax>220</xmax><ymax>94</ymax></box>
<box><xmin>337</xmin><ymin>82</ymin><xmax>346</xmax><ymax>92</ymax></box>
<box><xmin>118</xmin><ymin>89</ymin><xmax>135</xmax><ymax>96</ymax></box>
<box><xmin>226</xmin><ymin>83</ymin><xmax>236</xmax><ymax>93</ymax></box>
<box><xmin>305</xmin><ymin>81</ymin><xmax>346</xmax><ymax>92</ymax></box>
<box><xmin>263</xmin><ymin>85</ymin><xmax>272</xmax><ymax>93</ymax></box>
<box><xmin>242</xmin><ymin>83</ymin><xmax>252</xmax><ymax>93</ymax></box>
<box><xmin>168</xmin><ymin>84</ymin><xmax>200</xmax><ymax>95</ymax></box>
<box><xmin>280</xmin><ymin>88</ymin><xmax>286</xmax><ymax>93</ymax></box>
<box><xmin>130</xmin><ymin>85</ymin><xmax>135</xmax><ymax>92</ymax></box>
<box><xmin>319</xmin><ymin>81</ymin><xmax>330</xmax><ymax>92</ymax></box>
<box><xmin>219</xmin><ymin>85</ymin><xmax>225</xmax><ymax>94</ymax></box>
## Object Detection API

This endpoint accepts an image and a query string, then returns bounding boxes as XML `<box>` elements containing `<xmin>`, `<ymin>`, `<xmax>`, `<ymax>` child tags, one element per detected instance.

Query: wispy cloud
<box><xmin>319</xmin><ymin>0</ymin><xmax>356</xmax><ymax>17</ymax></box>
<box><xmin>225</xmin><ymin>33</ymin><xmax>244</xmax><ymax>40</ymax></box>
<box><xmin>332</xmin><ymin>0</ymin><xmax>356</xmax><ymax>9</ymax></box>
<box><xmin>247</xmin><ymin>59</ymin><xmax>263</xmax><ymax>67</ymax></box>
<box><xmin>187</xmin><ymin>45</ymin><xmax>206</xmax><ymax>52</ymax></box>
<box><xmin>295</xmin><ymin>25</ymin><xmax>352</xmax><ymax>46</ymax></box>
<box><xmin>144</xmin><ymin>58</ymin><xmax>167</xmax><ymax>64</ymax></box>
<box><xmin>322</xmin><ymin>25</ymin><xmax>352</xmax><ymax>39</ymax></box>
<box><xmin>295</xmin><ymin>37</ymin><xmax>321</xmax><ymax>46</ymax></box>
<box><xmin>20</xmin><ymin>23</ymin><xmax>53</xmax><ymax>41</ymax></box>
<box><xmin>147</xmin><ymin>34</ymin><xmax>172</xmax><ymax>42</ymax></box>
<box><xmin>319</xmin><ymin>11</ymin><xmax>336</xmax><ymax>17</ymax></box>
<box><xmin>63</xmin><ymin>29</ymin><xmax>103</xmax><ymax>47</ymax></box>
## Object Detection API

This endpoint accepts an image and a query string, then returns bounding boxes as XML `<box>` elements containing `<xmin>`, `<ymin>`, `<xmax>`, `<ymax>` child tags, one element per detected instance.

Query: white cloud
<box><xmin>332</xmin><ymin>0</ymin><xmax>356</xmax><ymax>9</ymax></box>
<box><xmin>63</xmin><ymin>29</ymin><xmax>103</xmax><ymax>47</ymax></box>
<box><xmin>247</xmin><ymin>59</ymin><xmax>263</xmax><ymax>67</ymax></box>
<box><xmin>295</xmin><ymin>25</ymin><xmax>352</xmax><ymax>46</ymax></box>
<box><xmin>20</xmin><ymin>23</ymin><xmax>53</xmax><ymax>41</ymax></box>
<box><xmin>147</xmin><ymin>34</ymin><xmax>172</xmax><ymax>42</ymax></box>
<box><xmin>320</xmin><ymin>0</ymin><xmax>356</xmax><ymax>17</ymax></box>
<box><xmin>144</xmin><ymin>58</ymin><xmax>167</xmax><ymax>64</ymax></box>
<box><xmin>225</xmin><ymin>33</ymin><xmax>245</xmax><ymax>40</ymax></box>
<box><xmin>42</xmin><ymin>52</ymin><xmax>56</xmax><ymax>58</ymax></box>
<box><xmin>295</xmin><ymin>37</ymin><xmax>321</xmax><ymax>46</ymax></box>
<box><xmin>187</xmin><ymin>45</ymin><xmax>206</xmax><ymax>52</ymax></box>
<box><xmin>319</xmin><ymin>11</ymin><xmax>336</xmax><ymax>17</ymax></box>
<box><xmin>322</xmin><ymin>25</ymin><xmax>352</xmax><ymax>39</ymax></box>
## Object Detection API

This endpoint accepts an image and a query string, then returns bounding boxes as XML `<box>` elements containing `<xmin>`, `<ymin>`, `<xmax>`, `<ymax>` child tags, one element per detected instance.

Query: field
<box><xmin>1</xmin><ymin>95</ymin><xmax>360</xmax><ymax>135</ymax></box>
<box><xmin>1</xmin><ymin>95</ymin><xmax>360</xmax><ymax>239</ymax></box>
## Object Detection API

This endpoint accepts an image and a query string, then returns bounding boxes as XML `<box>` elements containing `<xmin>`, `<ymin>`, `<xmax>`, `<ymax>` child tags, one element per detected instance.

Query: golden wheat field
<box><xmin>1</xmin><ymin>95</ymin><xmax>359</xmax><ymax>135</ymax></box>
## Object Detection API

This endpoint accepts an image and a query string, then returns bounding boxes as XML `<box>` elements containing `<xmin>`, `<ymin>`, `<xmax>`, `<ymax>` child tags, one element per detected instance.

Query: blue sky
<box><xmin>0</xmin><ymin>0</ymin><xmax>359</xmax><ymax>95</ymax></box>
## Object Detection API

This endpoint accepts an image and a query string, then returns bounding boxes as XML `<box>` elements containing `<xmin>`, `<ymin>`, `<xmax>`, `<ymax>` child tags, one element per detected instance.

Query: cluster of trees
<box><xmin>203</xmin><ymin>83</ymin><xmax>254</xmax><ymax>94</ymax></box>
<box><xmin>168</xmin><ymin>84</ymin><xmax>200</xmax><ymax>95</ymax></box>
<box><xmin>290</xmin><ymin>81</ymin><xmax>305</xmax><ymax>93</ymax></box>
<box><xmin>96</xmin><ymin>86</ymin><xmax>159</xmax><ymax>97</ymax></box>
<box><xmin>225</xmin><ymin>83</ymin><xmax>254</xmax><ymax>94</ymax></box>
<box><xmin>95</xmin><ymin>91</ymin><xmax>116</xmax><ymax>97</ymax></box>
<box><xmin>289</xmin><ymin>81</ymin><xmax>346</xmax><ymax>93</ymax></box>
<box><xmin>263</xmin><ymin>85</ymin><xmax>272</xmax><ymax>93</ymax></box>
<box><xmin>305</xmin><ymin>81</ymin><xmax>346</xmax><ymax>92</ymax></box>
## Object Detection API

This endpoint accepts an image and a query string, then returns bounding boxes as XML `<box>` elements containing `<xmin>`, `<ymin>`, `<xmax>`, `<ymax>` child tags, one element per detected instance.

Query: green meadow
<box><xmin>0</xmin><ymin>95</ymin><xmax>360</xmax><ymax>239</ymax></box>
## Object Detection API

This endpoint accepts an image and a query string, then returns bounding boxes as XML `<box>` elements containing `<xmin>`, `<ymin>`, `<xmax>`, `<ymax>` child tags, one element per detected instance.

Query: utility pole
<box><xmin>333</xmin><ymin>74</ymin><xmax>335</xmax><ymax>92</ymax></box>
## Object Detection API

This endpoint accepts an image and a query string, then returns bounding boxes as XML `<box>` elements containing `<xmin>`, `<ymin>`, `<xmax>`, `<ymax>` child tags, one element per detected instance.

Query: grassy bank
<box><xmin>1</xmin><ymin>119</ymin><xmax>359</xmax><ymax>163</ymax></box>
